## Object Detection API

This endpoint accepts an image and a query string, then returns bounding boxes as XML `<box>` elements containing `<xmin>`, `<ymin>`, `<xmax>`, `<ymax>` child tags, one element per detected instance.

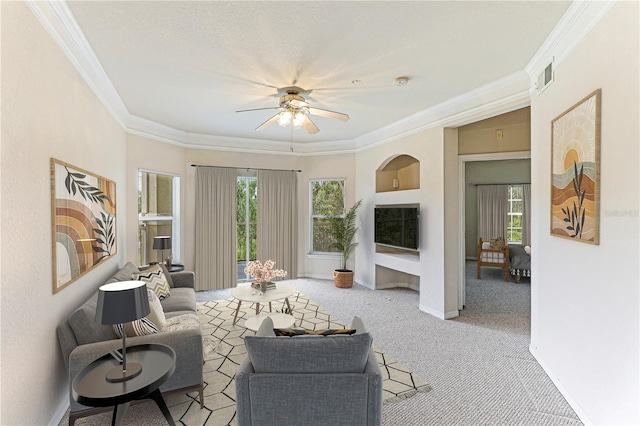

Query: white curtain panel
<box><xmin>522</xmin><ymin>183</ymin><xmax>532</xmax><ymax>246</ymax></box>
<box><xmin>195</xmin><ymin>167</ymin><xmax>237</xmax><ymax>290</ymax></box>
<box><xmin>257</xmin><ymin>170</ymin><xmax>298</xmax><ymax>279</ymax></box>
<box><xmin>477</xmin><ymin>184</ymin><xmax>508</xmax><ymax>241</ymax></box>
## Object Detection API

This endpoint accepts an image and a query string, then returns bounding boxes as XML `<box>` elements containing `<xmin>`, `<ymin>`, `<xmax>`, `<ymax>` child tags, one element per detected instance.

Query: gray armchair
<box><xmin>235</xmin><ymin>317</ymin><xmax>383</xmax><ymax>426</ymax></box>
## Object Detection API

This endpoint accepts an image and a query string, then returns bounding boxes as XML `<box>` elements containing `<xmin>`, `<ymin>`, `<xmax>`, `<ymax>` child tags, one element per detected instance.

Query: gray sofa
<box><xmin>235</xmin><ymin>317</ymin><xmax>383</xmax><ymax>426</ymax></box>
<box><xmin>56</xmin><ymin>262</ymin><xmax>203</xmax><ymax>425</ymax></box>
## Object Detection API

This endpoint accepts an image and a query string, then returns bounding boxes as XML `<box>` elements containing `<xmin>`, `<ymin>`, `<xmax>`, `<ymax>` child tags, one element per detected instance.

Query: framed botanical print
<box><xmin>51</xmin><ymin>158</ymin><xmax>117</xmax><ymax>293</ymax></box>
<box><xmin>550</xmin><ymin>89</ymin><xmax>601</xmax><ymax>244</ymax></box>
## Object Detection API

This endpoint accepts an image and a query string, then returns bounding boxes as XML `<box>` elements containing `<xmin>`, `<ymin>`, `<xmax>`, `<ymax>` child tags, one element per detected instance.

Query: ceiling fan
<box><xmin>236</xmin><ymin>86</ymin><xmax>349</xmax><ymax>134</ymax></box>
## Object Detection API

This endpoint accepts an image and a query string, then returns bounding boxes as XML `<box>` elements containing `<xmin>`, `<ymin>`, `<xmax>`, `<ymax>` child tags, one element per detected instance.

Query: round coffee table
<box><xmin>72</xmin><ymin>343</ymin><xmax>176</xmax><ymax>426</ymax></box>
<box><xmin>230</xmin><ymin>283</ymin><xmax>295</xmax><ymax>325</ymax></box>
<box><xmin>245</xmin><ymin>312</ymin><xmax>296</xmax><ymax>332</ymax></box>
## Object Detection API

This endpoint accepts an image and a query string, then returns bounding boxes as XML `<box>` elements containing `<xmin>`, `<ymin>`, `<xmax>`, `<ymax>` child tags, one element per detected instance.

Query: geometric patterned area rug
<box><xmin>164</xmin><ymin>291</ymin><xmax>432</xmax><ymax>425</ymax></box>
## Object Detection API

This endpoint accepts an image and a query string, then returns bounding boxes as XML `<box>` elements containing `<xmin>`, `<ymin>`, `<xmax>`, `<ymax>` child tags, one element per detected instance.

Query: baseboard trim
<box><xmin>529</xmin><ymin>345</ymin><xmax>592</xmax><ymax>425</ymax></box>
<box><xmin>298</xmin><ymin>273</ymin><xmax>333</xmax><ymax>281</ymax></box>
<box><xmin>50</xmin><ymin>396</ymin><xmax>69</xmax><ymax>426</ymax></box>
<box><xmin>299</xmin><ymin>274</ymin><xmax>375</xmax><ymax>290</ymax></box>
<box><xmin>419</xmin><ymin>304</ymin><xmax>459</xmax><ymax>320</ymax></box>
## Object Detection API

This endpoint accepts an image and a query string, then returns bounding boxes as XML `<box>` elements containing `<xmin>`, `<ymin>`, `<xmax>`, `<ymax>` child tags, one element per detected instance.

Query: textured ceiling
<box><xmin>66</xmin><ymin>1</ymin><xmax>571</xmax><ymax>144</ymax></box>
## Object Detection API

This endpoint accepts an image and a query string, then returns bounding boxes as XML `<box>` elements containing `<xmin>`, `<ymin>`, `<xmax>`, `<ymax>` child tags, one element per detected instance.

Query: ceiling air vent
<box><xmin>536</xmin><ymin>60</ymin><xmax>554</xmax><ymax>95</ymax></box>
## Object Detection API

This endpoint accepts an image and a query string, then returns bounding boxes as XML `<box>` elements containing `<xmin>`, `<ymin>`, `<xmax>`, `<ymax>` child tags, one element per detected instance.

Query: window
<box><xmin>310</xmin><ymin>179</ymin><xmax>345</xmax><ymax>253</ymax></box>
<box><xmin>237</xmin><ymin>176</ymin><xmax>257</xmax><ymax>280</ymax></box>
<box><xmin>507</xmin><ymin>185</ymin><xmax>523</xmax><ymax>243</ymax></box>
<box><xmin>138</xmin><ymin>170</ymin><xmax>180</xmax><ymax>265</ymax></box>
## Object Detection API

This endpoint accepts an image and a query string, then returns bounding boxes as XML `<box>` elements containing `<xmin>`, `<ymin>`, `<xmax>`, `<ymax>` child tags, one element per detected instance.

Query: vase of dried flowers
<box><xmin>244</xmin><ymin>260</ymin><xmax>287</xmax><ymax>292</ymax></box>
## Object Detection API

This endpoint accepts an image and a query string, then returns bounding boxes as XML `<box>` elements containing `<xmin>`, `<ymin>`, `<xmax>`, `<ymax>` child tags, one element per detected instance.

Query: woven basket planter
<box><xmin>333</xmin><ymin>270</ymin><xmax>353</xmax><ymax>288</ymax></box>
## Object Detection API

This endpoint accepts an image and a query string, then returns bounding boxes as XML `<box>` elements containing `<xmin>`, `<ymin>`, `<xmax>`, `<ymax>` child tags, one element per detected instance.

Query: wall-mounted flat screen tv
<box><xmin>374</xmin><ymin>206</ymin><xmax>419</xmax><ymax>250</ymax></box>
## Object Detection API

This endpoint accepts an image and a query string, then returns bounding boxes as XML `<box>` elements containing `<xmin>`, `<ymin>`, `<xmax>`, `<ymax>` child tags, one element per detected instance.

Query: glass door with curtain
<box><xmin>237</xmin><ymin>176</ymin><xmax>257</xmax><ymax>281</ymax></box>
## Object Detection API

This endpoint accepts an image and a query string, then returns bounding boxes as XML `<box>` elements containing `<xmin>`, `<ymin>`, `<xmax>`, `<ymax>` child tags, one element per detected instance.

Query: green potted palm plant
<box><xmin>329</xmin><ymin>200</ymin><xmax>362</xmax><ymax>288</ymax></box>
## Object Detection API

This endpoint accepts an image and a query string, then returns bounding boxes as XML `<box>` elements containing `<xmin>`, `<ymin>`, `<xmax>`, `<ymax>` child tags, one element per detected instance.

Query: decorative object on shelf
<box><xmin>95</xmin><ymin>280</ymin><xmax>150</xmax><ymax>382</ymax></box>
<box><xmin>329</xmin><ymin>199</ymin><xmax>362</xmax><ymax>288</ymax></box>
<box><xmin>51</xmin><ymin>158</ymin><xmax>117</xmax><ymax>293</ymax></box>
<box><xmin>153</xmin><ymin>236</ymin><xmax>172</xmax><ymax>265</ymax></box>
<box><xmin>244</xmin><ymin>260</ymin><xmax>287</xmax><ymax>292</ymax></box>
<box><xmin>551</xmin><ymin>89</ymin><xmax>601</xmax><ymax>244</ymax></box>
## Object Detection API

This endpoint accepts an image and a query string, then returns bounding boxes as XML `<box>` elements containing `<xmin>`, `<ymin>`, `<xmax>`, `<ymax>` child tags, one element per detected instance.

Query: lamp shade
<box><xmin>153</xmin><ymin>236</ymin><xmax>172</xmax><ymax>250</ymax></box>
<box><xmin>95</xmin><ymin>280</ymin><xmax>150</xmax><ymax>325</ymax></box>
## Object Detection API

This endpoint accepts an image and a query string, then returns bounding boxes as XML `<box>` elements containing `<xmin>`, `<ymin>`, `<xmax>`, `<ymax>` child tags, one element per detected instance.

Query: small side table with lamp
<box><xmin>153</xmin><ymin>236</ymin><xmax>172</xmax><ymax>267</ymax></box>
<box><xmin>72</xmin><ymin>280</ymin><xmax>176</xmax><ymax>426</ymax></box>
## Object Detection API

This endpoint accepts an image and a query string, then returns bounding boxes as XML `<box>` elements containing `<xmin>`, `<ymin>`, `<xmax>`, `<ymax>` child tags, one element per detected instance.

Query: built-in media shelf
<box><xmin>374</xmin><ymin>245</ymin><xmax>420</xmax><ymax>290</ymax></box>
<box><xmin>376</xmin><ymin>154</ymin><xmax>420</xmax><ymax>193</ymax></box>
<box><xmin>374</xmin><ymin>251</ymin><xmax>420</xmax><ymax>276</ymax></box>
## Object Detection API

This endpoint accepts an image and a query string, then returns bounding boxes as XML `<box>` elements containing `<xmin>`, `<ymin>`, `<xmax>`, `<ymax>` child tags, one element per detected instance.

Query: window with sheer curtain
<box><xmin>477</xmin><ymin>184</ymin><xmax>531</xmax><ymax>245</ymax></box>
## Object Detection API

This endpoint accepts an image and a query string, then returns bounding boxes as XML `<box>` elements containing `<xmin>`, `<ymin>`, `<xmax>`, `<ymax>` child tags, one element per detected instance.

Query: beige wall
<box><xmin>530</xmin><ymin>3</ymin><xmax>639</xmax><ymax>424</ymax></box>
<box><xmin>125</xmin><ymin>134</ymin><xmax>188</xmax><ymax>268</ymax></box>
<box><xmin>124</xmin><ymin>142</ymin><xmax>356</xmax><ymax>279</ymax></box>
<box><xmin>1</xmin><ymin>3</ymin><xmax>127</xmax><ymax>424</ymax></box>
<box><xmin>182</xmin><ymin>149</ymin><xmax>356</xmax><ymax>279</ymax></box>
<box><xmin>458</xmin><ymin>107</ymin><xmax>531</xmax><ymax>154</ymax></box>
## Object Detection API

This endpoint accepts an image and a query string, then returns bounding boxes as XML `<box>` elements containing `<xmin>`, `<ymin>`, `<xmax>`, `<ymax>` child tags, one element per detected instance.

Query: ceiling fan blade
<box><xmin>255</xmin><ymin>114</ymin><xmax>280</xmax><ymax>131</ymax></box>
<box><xmin>236</xmin><ymin>107</ymin><xmax>281</xmax><ymax>113</ymax></box>
<box><xmin>307</xmin><ymin>107</ymin><xmax>349</xmax><ymax>122</ymax></box>
<box><xmin>302</xmin><ymin>115</ymin><xmax>320</xmax><ymax>134</ymax></box>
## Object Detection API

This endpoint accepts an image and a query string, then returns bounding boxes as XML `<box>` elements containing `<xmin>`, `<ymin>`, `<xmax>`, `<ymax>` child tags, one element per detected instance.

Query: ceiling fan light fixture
<box><xmin>277</xmin><ymin>111</ymin><xmax>292</xmax><ymax>127</ymax></box>
<box><xmin>292</xmin><ymin>112</ymin><xmax>306</xmax><ymax>128</ymax></box>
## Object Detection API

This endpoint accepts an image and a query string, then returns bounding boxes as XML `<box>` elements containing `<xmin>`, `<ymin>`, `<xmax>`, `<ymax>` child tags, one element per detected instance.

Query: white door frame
<box><xmin>457</xmin><ymin>151</ymin><xmax>531</xmax><ymax>310</ymax></box>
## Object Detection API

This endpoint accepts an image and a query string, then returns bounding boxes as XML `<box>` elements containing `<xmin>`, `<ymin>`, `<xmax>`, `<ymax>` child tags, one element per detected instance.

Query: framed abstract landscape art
<box><xmin>51</xmin><ymin>159</ymin><xmax>117</xmax><ymax>293</ymax></box>
<box><xmin>550</xmin><ymin>89</ymin><xmax>601</xmax><ymax>244</ymax></box>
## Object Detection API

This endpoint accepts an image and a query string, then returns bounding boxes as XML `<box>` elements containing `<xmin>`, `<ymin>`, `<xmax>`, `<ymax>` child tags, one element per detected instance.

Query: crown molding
<box><xmin>354</xmin><ymin>71</ymin><xmax>531</xmax><ymax>152</ymax></box>
<box><xmin>25</xmin><ymin>0</ymin><xmax>129</xmax><ymax>128</ymax></box>
<box><xmin>126</xmin><ymin>115</ymin><xmax>357</xmax><ymax>156</ymax></box>
<box><xmin>29</xmin><ymin>0</ymin><xmax>613</xmax><ymax>156</ymax></box>
<box><xmin>526</xmin><ymin>0</ymin><xmax>617</xmax><ymax>83</ymax></box>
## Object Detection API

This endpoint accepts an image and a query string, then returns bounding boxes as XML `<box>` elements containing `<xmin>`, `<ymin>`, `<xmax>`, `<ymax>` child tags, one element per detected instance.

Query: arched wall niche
<box><xmin>376</xmin><ymin>154</ymin><xmax>420</xmax><ymax>193</ymax></box>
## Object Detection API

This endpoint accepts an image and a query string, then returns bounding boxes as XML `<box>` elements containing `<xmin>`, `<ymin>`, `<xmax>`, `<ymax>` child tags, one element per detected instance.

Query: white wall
<box><xmin>355</xmin><ymin>127</ymin><xmax>459</xmax><ymax>319</ymax></box>
<box><xmin>530</xmin><ymin>2</ymin><xmax>639</xmax><ymax>424</ymax></box>
<box><xmin>0</xmin><ymin>2</ymin><xmax>127</xmax><ymax>424</ymax></box>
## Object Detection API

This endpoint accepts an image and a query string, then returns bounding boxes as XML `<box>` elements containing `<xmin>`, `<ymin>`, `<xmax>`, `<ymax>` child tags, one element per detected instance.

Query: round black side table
<box><xmin>72</xmin><ymin>343</ymin><xmax>176</xmax><ymax>426</ymax></box>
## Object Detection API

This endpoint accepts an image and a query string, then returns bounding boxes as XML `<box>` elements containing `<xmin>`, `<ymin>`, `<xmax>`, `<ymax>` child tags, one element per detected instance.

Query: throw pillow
<box><xmin>113</xmin><ymin>317</ymin><xmax>160</xmax><ymax>338</ymax></box>
<box><xmin>273</xmin><ymin>328</ymin><xmax>356</xmax><ymax>337</ymax></box>
<box><xmin>491</xmin><ymin>237</ymin><xmax>506</xmax><ymax>250</ymax></box>
<box><xmin>146</xmin><ymin>289</ymin><xmax>166</xmax><ymax>331</ymax></box>
<box><xmin>524</xmin><ymin>245</ymin><xmax>531</xmax><ymax>255</ymax></box>
<box><xmin>245</xmin><ymin>332</ymin><xmax>372</xmax><ymax>374</ymax></box>
<box><xmin>113</xmin><ymin>289</ymin><xmax>165</xmax><ymax>338</ymax></box>
<box><xmin>350</xmin><ymin>316</ymin><xmax>367</xmax><ymax>334</ymax></box>
<box><xmin>132</xmin><ymin>264</ymin><xmax>171</xmax><ymax>299</ymax></box>
<box><xmin>158</xmin><ymin>263</ymin><xmax>175</xmax><ymax>288</ymax></box>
